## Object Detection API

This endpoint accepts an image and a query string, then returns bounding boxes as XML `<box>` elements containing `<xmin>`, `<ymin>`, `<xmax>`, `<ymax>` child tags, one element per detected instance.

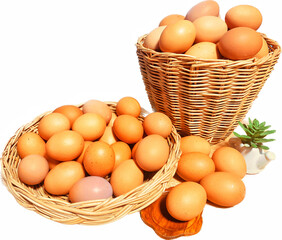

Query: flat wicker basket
<box><xmin>1</xmin><ymin>102</ymin><xmax>181</xmax><ymax>225</ymax></box>
<box><xmin>136</xmin><ymin>34</ymin><xmax>281</xmax><ymax>144</ymax></box>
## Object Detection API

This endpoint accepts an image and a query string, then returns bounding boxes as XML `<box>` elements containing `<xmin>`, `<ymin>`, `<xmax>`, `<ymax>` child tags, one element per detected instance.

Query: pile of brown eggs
<box><xmin>16</xmin><ymin>97</ymin><xmax>174</xmax><ymax>203</ymax></box>
<box><xmin>143</xmin><ymin>0</ymin><xmax>269</xmax><ymax>60</ymax></box>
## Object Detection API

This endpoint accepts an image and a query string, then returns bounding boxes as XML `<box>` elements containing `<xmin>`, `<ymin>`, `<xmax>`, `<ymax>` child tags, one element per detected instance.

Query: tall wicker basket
<box><xmin>136</xmin><ymin>34</ymin><xmax>281</xmax><ymax>144</ymax></box>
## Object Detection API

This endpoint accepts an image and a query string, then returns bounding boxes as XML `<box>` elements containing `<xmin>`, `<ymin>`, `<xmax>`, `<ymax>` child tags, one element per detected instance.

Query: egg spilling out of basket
<box><xmin>136</xmin><ymin>0</ymin><xmax>281</xmax><ymax>144</ymax></box>
<box><xmin>13</xmin><ymin>96</ymin><xmax>180</xmax><ymax>202</ymax></box>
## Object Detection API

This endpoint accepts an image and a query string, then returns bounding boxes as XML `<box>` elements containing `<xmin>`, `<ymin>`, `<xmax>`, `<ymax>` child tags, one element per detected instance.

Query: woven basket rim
<box><xmin>1</xmin><ymin>101</ymin><xmax>182</xmax><ymax>225</ymax></box>
<box><xmin>136</xmin><ymin>33</ymin><xmax>281</xmax><ymax>67</ymax></box>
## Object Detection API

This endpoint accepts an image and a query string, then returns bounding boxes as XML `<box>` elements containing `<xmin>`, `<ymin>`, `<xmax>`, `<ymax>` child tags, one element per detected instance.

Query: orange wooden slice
<box><xmin>140</xmin><ymin>188</ymin><xmax>203</xmax><ymax>239</ymax></box>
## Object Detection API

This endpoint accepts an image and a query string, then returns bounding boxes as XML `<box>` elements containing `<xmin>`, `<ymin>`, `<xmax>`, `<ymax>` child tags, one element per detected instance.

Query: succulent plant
<box><xmin>233</xmin><ymin>118</ymin><xmax>276</xmax><ymax>150</ymax></box>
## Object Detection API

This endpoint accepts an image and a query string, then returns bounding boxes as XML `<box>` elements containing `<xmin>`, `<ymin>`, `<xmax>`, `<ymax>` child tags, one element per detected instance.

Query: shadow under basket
<box><xmin>136</xmin><ymin>34</ymin><xmax>281</xmax><ymax>144</ymax></box>
<box><xmin>1</xmin><ymin>102</ymin><xmax>181</xmax><ymax>225</ymax></box>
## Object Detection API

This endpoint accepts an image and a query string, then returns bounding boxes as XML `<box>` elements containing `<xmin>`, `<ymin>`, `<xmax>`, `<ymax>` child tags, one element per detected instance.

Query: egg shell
<box><xmin>159</xmin><ymin>20</ymin><xmax>196</xmax><ymax>53</ymax></box>
<box><xmin>159</xmin><ymin>14</ymin><xmax>185</xmax><ymax>26</ymax></box>
<box><xmin>180</xmin><ymin>135</ymin><xmax>211</xmax><ymax>155</ymax></box>
<box><xmin>107</xmin><ymin>112</ymin><xmax>117</xmax><ymax>127</ymax></box>
<box><xmin>116</xmin><ymin>96</ymin><xmax>141</xmax><ymax>118</ymax></box>
<box><xmin>76</xmin><ymin>140</ymin><xmax>92</xmax><ymax>164</ymax></box>
<box><xmin>69</xmin><ymin>176</ymin><xmax>113</xmax><ymax>203</ymax></box>
<box><xmin>46</xmin><ymin>130</ymin><xmax>84</xmax><ymax>161</ymax></box>
<box><xmin>53</xmin><ymin>105</ymin><xmax>83</xmax><ymax>127</ymax></box>
<box><xmin>144</xmin><ymin>26</ymin><xmax>166</xmax><ymax>51</ymax></box>
<box><xmin>72</xmin><ymin>113</ymin><xmax>106</xmax><ymax>141</ymax></box>
<box><xmin>200</xmin><ymin>171</ymin><xmax>246</xmax><ymax>207</ymax></box>
<box><xmin>82</xmin><ymin>100</ymin><xmax>112</xmax><ymax>124</ymax></box>
<box><xmin>193</xmin><ymin>16</ymin><xmax>228</xmax><ymax>43</ymax></box>
<box><xmin>44</xmin><ymin>161</ymin><xmax>85</xmax><ymax>195</ymax></box>
<box><xmin>99</xmin><ymin>126</ymin><xmax>118</xmax><ymax>145</ymax></box>
<box><xmin>113</xmin><ymin>115</ymin><xmax>144</xmax><ymax>144</ymax></box>
<box><xmin>111</xmin><ymin>141</ymin><xmax>132</xmax><ymax>170</ymax></box>
<box><xmin>18</xmin><ymin>154</ymin><xmax>49</xmax><ymax>185</ymax></box>
<box><xmin>255</xmin><ymin>37</ymin><xmax>269</xmax><ymax>59</ymax></box>
<box><xmin>38</xmin><ymin>112</ymin><xmax>71</xmax><ymax>140</ymax></box>
<box><xmin>17</xmin><ymin>132</ymin><xmax>46</xmax><ymax>159</ymax></box>
<box><xmin>225</xmin><ymin>5</ymin><xmax>263</xmax><ymax>30</ymax></box>
<box><xmin>166</xmin><ymin>182</ymin><xmax>207</xmax><ymax>221</ymax></box>
<box><xmin>83</xmin><ymin>141</ymin><xmax>115</xmax><ymax>177</ymax></box>
<box><xmin>131</xmin><ymin>139</ymin><xmax>142</xmax><ymax>160</ymax></box>
<box><xmin>143</xmin><ymin>112</ymin><xmax>172</xmax><ymax>138</ymax></box>
<box><xmin>218</xmin><ymin>27</ymin><xmax>263</xmax><ymax>60</ymax></box>
<box><xmin>177</xmin><ymin>152</ymin><xmax>215</xmax><ymax>182</ymax></box>
<box><xmin>135</xmin><ymin>134</ymin><xmax>169</xmax><ymax>172</ymax></box>
<box><xmin>110</xmin><ymin>159</ymin><xmax>144</xmax><ymax>197</ymax></box>
<box><xmin>185</xmin><ymin>0</ymin><xmax>219</xmax><ymax>22</ymax></box>
<box><xmin>185</xmin><ymin>42</ymin><xmax>220</xmax><ymax>59</ymax></box>
<box><xmin>45</xmin><ymin>155</ymin><xmax>60</xmax><ymax>169</ymax></box>
<box><xmin>212</xmin><ymin>146</ymin><xmax>247</xmax><ymax>179</ymax></box>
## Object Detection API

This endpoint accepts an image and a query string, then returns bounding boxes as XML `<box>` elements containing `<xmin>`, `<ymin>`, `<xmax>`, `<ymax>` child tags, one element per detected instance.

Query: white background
<box><xmin>0</xmin><ymin>0</ymin><xmax>281</xmax><ymax>239</ymax></box>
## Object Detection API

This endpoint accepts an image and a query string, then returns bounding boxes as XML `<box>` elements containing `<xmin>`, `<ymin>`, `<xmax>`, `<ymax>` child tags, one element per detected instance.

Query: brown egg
<box><xmin>255</xmin><ymin>37</ymin><xmax>269</xmax><ymax>59</ymax></box>
<box><xmin>82</xmin><ymin>100</ymin><xmax>112</xmax><ymax>124</ymax></box>
<box><xmin>177</xmin><ymin>152</ymin><xmax>215</xmax><ymax>182</ymax></box>
<box><xmin>144</xmin><ymin>26</ymin><xmax>166</xmax><ymax>51</ymax></box>
<box><xmin>111</xmin><ymin>141</ymin><xmax>132</xmax><ymax>169</ymax></box>
<box><xmin>131</xmin><ymin>139</ymin><xmax>142</xmax><ymax>160</ymax></box>
<box><xmin>76</xmin><ymin>140</ymin><xmax>92</xmax><ymax>164</ymax></box>
<box><xmin>44</xmin><ymin>161</ymin><xmax>85</xmax><ymax>195</ymax></box>
<box><xmin>185</xmin><ymin>0</ymin><xmax>220</xmax><ymax>22</ymax></box>
<box><xmin>212</xmin><ymin>146</ymin><xmax>247</xmax><ymax>179</ymax></box>
<box><xmin>159</xmin><ymin>14</ymin><xmax>185</xmax><ymax>26</ymax></box>
<box><xmin>193</xmin><ymin>16</ymin><xmax>228</xmax><ymax>43</ymax></box>
<box><xmin>45</xmin><ymin>155</ymin><xmax>60</xmax><ymax>169</ymax></box>
<box><xmin>72</xmin><ymin>113</ymin><xmax>106</xmax><ymax>141</ymax></box>
<box><xmin>180</xmin><ymin>135</ymin><xmax>211</xmax><ymax>155</ymax></box>
<box><xmin>108</xmin><ymin>112</ymin><xmax>117</xmax><ymax>127</ymax></box>
<box><xmin>113</xmin><ymin>115</ymin><xmax>144</xmax><ymax>144</ymax></box>
<box><xmin>225</xmin><ymin>5</ymin><xmax>263</xmax><ymax>30</ymax></box>
<box><xmin>116</xmin><ymin>96</ymin><xmax>141</xmax><ymax>118</ymax></box>
<box><xmin>200</xmin><ymin>171</ymin><xmax>246</xmax><ymax>207</ymax></box>
<box><xmin>135</xmin><ymin>134</ymin><xmax>169</xmax><ymax>172</ymax></box>
<box><xmin>17</xmin><ymin>132</ymin><xmax>46</xmax><ymax>159</ymax></box>
<box><xmin>110</xmin><ymin>159</ymin><xmax>144</xmax><ymax>197</ymax></box>
<box><xmin>218</xmin><ymin>27</ymin><xmax>263</xmax><ymax>60</ymax></box>
<box><xmin>38</xmin><ymin>112</ymin><xmax>71</xmax><ymax>140</ymax></box>
<box><xmin>143</xmin><ymin>112</ymin><xmax>172</xmax><ymax>138</ymax></box>
<box><xmin>53</xmin><ymin>105</ymin><xmax>83</xmax><ymax>127</ymax></box>
<box><xmin>18</xmin><ymin>154</ymin><xmax>49</xmax><ymax>185</ymax></box>
<box><xmin>166</xmin><ymin>182</ymin><xmax>207</xmax><ymax>221</ymax></box>
<box><xmin>83</xmin><ymin>141</ymin><xmax>115</xmax><ymax>177</ymax></box>
<box><xmin>69</xmin><ymin>176</ymin><xmax>113</xmax><ymax>203</ymax></box>
<box><xmin>159</xmin><ymin>20</ymin><xmax>196</xmax><ymax>53</ymax></box>
<box><xmin>46</xmin><ymin>130</ymin><xmax>84</xmax><ymax>161</ymax></box>
<box><xmin>99</xmin><ymin>126</ymin><xmax>118</xmax><ymax>145</ymax></box>
<box><xmin>185</xmin><ymin>42</ymin><xmax>221</xmax><ymax>59</ymax></box>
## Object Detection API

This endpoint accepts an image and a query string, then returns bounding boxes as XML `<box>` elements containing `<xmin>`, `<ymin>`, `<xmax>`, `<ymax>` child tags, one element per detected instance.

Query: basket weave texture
<box><xmin>1</xmin><ymin>102</ymin><xmax>181</xmax><ymax>225</ymax></box>
<box><xmin>136</xmin><ymin>34</ymin><xmax>281</xmax><ymax>144</ymax></box>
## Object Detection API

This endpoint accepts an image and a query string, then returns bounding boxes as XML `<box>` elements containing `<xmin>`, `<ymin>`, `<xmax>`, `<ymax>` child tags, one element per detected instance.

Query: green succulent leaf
<box><xmin>261</xmin><ymin>125</ymin><xmax>272</xmax><ymax>131</ymax></box>
<box><xmin>254</xmin><ymin>130</ymin><xmax>276</xmax><ymax>138</ymax></box>
<box><xmin>253</xmin><ymin>119</ymin><xmax>259</xmax><ymax>127</ymax></box>
<box><xmin>253</xmin><ymin>138</ymin><xmax>275</xmax><ymax>143</ymax></box>
<box><xmin>260</xmin><ymin>145</ymin><xmax>270</xmax><ymax>150</ymax></box>
<box><xmin>250</xmin><ymin>142</ymin><xmax>258</xmax><ymax>148</ymax></box>
<box><xmin>259</xmin><ymin>121</ymin><xmax>266</xmax><ymax>128</ymax></box>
